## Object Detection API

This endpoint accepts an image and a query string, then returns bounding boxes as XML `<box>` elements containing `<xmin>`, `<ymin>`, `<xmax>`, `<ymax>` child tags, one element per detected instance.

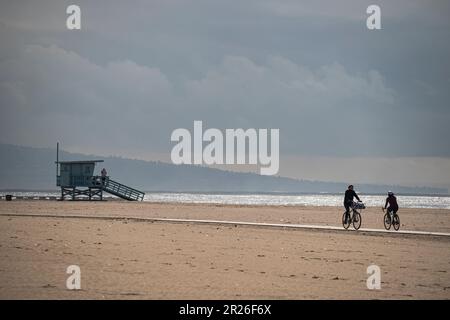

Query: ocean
<box><xmin>1</xmin><ymin>191</ymin><xmax>450</xmax><ymax>209</ymax></box>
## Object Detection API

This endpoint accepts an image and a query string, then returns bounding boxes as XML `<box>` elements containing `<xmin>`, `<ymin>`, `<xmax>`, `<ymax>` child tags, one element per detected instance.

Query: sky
<box><xmin>1</xmin><ymin>0</ymin><xmax>450</xmax><ymax>188</ymax></box>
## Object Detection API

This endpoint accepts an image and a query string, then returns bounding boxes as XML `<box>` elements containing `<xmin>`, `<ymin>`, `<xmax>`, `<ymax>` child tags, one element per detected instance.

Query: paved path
<box><xmin>2</xmin><ymin>213</ymin><xmax>450</xmax><ymax>238</ymax></box>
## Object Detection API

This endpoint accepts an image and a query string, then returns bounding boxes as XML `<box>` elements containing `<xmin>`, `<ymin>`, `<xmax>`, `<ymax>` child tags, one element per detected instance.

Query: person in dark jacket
<box><xmin>101</xmin><ymin>168</ymin><xmax>107</xmax><ymax>184</ymax></box>
<box><xmin>384</xmin><ymin>191</ymin><xmax>399</xmax><ymax>214</ymax></box>
<box><xmin>343</xmin><ymin>185</ymin><xmax>361</xmax><ymax>223</ymax></box>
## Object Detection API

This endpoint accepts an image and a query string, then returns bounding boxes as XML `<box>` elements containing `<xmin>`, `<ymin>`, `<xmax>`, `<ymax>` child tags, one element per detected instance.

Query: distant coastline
<box><xmin>1</xmin><ymin>143</ymin><xmax>448</xmax><ymax>195</ymax></box>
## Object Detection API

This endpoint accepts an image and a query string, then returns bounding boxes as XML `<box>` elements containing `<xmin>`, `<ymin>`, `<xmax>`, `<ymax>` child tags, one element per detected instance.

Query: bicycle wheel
<box><xmin>383</xmin><ymin>213</ymin><xmax>392</xmax><ymax>230</ymax></box>
<box><xmin>342</xmin><ymin>212</ymin><xmax>351</xmax><ymax>229</ymax></box>
<box><xmin>393</xmin><ymin>214</ymin><xmax>400</xmax><ymax>231</ymax></box>
<box><xmin>353</xmin><ymin>211</ymin><xmax>362</xmax><ymax>230</ymax></box>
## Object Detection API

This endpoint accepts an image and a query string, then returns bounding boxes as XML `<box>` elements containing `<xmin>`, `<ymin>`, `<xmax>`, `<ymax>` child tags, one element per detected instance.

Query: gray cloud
<box><xmin>0</xmin><ymin>0</ymin><xmax>449</xmax><ymax>186</ymax></box>
<box><xmin>0</xmin><ymin>43</ymin><xmax>397</xmax><ymax>154</ymax></box>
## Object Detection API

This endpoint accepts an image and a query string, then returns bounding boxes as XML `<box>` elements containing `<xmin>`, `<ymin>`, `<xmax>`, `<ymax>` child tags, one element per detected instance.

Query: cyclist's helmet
<box><xmin>388</xmin><ymin>191</ymin><xmax>394</xmax><ymax>196</ymax></box>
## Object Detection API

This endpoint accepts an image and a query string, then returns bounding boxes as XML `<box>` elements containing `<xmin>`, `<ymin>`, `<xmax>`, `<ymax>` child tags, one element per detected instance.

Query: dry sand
<box><xmin>0</xmin><ymin>201</ymin><xmax>449</xmax><ymax>299</ymax></box>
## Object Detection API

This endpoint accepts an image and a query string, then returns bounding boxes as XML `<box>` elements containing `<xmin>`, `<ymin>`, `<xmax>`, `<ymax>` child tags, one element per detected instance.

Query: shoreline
<box><xmin>1</xmin><ymin>189</ymin><xmax>449</xmax><ymax>197</ymax></box>
<box><xmin>2</xmin><ymin>189</ymin><xmax>450</xmax><ymax>211</ymax></box>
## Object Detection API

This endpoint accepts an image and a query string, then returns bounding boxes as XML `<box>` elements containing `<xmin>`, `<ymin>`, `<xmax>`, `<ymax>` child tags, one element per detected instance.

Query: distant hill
<box><xmin>0</xmin><ymin>144</ymin><xmax>447</xmax><ymax>195</ymax></box>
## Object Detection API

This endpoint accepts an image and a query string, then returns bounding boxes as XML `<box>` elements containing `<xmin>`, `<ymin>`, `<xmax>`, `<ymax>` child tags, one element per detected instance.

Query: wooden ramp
<box><xmin>102</xmin><ymin>178</ymin><xmax>145</xmax><ymax>201</ymax></box>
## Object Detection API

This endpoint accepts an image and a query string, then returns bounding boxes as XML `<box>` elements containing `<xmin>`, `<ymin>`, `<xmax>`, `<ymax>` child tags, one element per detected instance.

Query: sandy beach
<box><xmin>1</xmin><ymin>201</ymin><xmax>449</xmax><ymax>299</ymax></box>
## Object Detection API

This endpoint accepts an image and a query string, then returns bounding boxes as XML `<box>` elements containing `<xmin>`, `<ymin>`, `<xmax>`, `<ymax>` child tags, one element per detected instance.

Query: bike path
<box><xmin>1</xmin><ymin>213</ymin><xmax>450</xmax><ymax>238</ymax></box>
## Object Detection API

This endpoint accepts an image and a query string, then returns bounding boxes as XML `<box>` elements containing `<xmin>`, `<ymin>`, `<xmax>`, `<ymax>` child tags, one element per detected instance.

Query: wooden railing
<box><xmin>102</xmin><ymin>177</ymin><xmax>145</xmax><ymax>201</ymax></box>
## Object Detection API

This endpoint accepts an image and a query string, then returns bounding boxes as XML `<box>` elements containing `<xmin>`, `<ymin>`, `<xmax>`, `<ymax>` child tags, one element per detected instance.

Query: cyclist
<box><xmin>384</xmin><ymin>191</ymin><xmax>398</xmax><ymax>215</ymax></box>
<box><xmin>344</xmin><ymin>185</ymin><xmax>361</xmax><ymax>224</ymax></box>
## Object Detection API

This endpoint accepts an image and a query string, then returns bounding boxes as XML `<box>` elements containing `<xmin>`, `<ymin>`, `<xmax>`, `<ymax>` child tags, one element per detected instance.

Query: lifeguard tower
<box><xmin>56</xmin><ymin>143</ymin><xmax>145</xmax><ymax>201</ymax></box>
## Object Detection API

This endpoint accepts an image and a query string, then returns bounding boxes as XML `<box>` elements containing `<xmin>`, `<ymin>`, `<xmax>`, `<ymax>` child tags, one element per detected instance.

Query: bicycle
<box><xmin>342</xmin><ymin>201</ymin><xmax>365</xmax><ymax>230</ymax></box>
<box><xmin>382</xmin><ymin>207</ymin><xmax>400</xmax><ymax>231</ymax></box>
